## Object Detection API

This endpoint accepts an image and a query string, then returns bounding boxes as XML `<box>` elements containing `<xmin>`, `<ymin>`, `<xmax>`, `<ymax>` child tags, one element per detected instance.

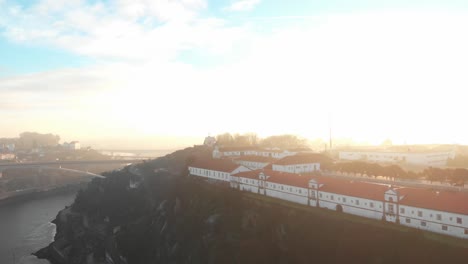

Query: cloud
<box><xmin>0</xmin><ymin>0</ymin><xmax>217</xmax><ymax>61</ymax></box>
<box><xmin>2</xmin><ymin>4</ymin><xmax>468</xmax><ymax>144</ymax></box>
<box><xmin>225</xmin><ymin>0</ymin><xmax>261</xmax><ymax>12</ymax></box>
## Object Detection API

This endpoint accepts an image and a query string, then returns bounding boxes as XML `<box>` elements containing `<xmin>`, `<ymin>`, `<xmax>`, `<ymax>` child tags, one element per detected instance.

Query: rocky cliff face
<box><xmin>36</xmin><ymin>146</ymin><xmax>468</xmax><ymax>264</ymax></box>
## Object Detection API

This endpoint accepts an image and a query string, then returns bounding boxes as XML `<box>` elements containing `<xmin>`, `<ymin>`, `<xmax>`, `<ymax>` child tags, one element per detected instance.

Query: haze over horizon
<box><xmin>2</xmin><ymin>0</ymin><xmax>468</xmax><ymax>148</ymax></box>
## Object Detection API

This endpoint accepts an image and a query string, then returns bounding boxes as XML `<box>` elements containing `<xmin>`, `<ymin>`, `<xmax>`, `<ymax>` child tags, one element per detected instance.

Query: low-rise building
<box><xmin>339</xmin><ymin>150</ymin><xmax>455</xmax><ymax>167</ymax></box>
<box><xmin>233</xmin><ymin>156</ymin><xmax>275</xmax><ymax>170</ymax></box>
<box><xmin>189</xmin><ymin>157</ymin><xmax>468</xmax><ymax>239</ymax></box>
<box><xmin>62</xmin><ymin>141</ymin><xmax>81</xmax><ymax>151</ymax></box>
<box><xmin>272</xmin><ymin>154</ymin><xmax>332</xmax><ymax>173</ymax></box>
<box><xmin>0</xmin><ymin>153</ymin><xmax>16</xmax><ymax>160</ymax></box>
<box><xmin>392</xmin><ymin>188</ymin><xmax>468</xmax><ymax>238</ymax></box>
<box><xmin>188</xmin><ymin>158</ymin><xmax>250</xmax><ymax>188</ymax></box>
<box><xmin>212</xmin><ymin>146</ymin><xmax>297</xmax><ymax>159</ymax></box>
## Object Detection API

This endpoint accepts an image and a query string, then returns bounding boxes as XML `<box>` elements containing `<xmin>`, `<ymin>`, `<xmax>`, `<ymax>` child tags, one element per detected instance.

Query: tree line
<box><xmin>322</xmin><ymin>161</ymin><xmax>468</xmax><ymax>187</ymax></box>
<box><xmin>215</xmin><ymin>133</ymin><xmax>308</xmax><ymax>149</ymax></box>
<box><xmin>0</xmin><ymin>132</ymin><xmax>60</xmax><ymax>149</ymax></box>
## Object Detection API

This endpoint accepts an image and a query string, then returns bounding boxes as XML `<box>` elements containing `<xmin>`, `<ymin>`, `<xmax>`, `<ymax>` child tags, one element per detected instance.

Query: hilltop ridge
<box><xmin>36</xmin><ymin>146</ymin><xmax>468</xmax><ymax>264</ymax></box>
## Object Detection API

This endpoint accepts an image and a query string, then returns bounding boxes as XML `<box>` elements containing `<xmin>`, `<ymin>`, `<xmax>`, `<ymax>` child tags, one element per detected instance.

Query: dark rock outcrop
<box><xmin>36</xmin><ymin>146</ymin><xmax>468</xmax><ymax>264</ymax></box>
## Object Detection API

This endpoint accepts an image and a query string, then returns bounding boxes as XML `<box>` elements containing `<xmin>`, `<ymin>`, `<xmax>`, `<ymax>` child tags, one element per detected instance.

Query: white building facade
<box><xmin>233</xmin><ymin>156</ymin><xmax>274</xmax><ymax>170</ymax></box>
<box><xmin>339</xmin><ymin>150</ymin><xmax>455</xmax><ymax>167</ymax></box>
<box><xmin>271</xmin><ymin>154</ymin><xmax>329</xmax><ymax>173</ymax></box>
<box><xmin>189</xmin><ymin>160</ymin><xmax>468</xmax><ymax>239</ymax></box>
<box><xmin>188</xmin><ymin>159</ymin><xmax>250</xmax><ymax>188</ymax></box>
<box><xmin>212</xmin><ymin>146</ymin><xmax>297</xmax><ymax>160</ymax></box>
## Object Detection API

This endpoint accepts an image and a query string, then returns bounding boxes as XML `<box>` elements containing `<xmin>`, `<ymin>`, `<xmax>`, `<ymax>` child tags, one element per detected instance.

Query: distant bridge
<box><xmin>0</xmin><ymin>159</ymin><xmax>145</xmax><ymax>178</ymax></box>
<box><xmin>0</xmin><ymin>159</ymin><xmax>143</xmax><ymax>169</ymax></box>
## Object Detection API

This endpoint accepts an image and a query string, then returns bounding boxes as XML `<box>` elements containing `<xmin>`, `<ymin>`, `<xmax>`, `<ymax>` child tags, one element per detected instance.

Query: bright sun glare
<box><xmin>1</xmin><ymin>2</ymin><xmax>468</xmax><ymax>147</ymax></box>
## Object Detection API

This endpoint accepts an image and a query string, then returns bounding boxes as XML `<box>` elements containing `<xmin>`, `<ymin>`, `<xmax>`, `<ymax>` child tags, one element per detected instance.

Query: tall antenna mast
<box><xmin>329</xmin><ymin>113</ymin><xmax>332</xmax><ymax>151</ymax></box>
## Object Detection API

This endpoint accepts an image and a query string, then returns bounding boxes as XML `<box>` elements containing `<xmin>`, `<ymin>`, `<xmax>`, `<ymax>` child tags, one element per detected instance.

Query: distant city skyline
<box><xmin>2</xmin><ymin>1</ymin><xmax>468</xmax><ymax>148</ymax></box>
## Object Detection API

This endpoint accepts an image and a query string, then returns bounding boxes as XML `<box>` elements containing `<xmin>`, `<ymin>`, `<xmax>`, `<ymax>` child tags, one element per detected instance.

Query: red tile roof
<box><xmin>313</xmin><ymin>175</ymin><xmax>391</xmax><ymax>201</ymax></box>
<box><xmin>189</xmin><ymin>158</ymin><xmax>242</xmax><ymax>173</ymax></box>
<box><xmin>264</xmin><ymin>169</ymin><xmax>310</xmax><ymax>188</ymax></box>
<box><xmin>233</xmin><ymin>169</ymin><xmax>311</xmax><ymax>188</ymax></box>
<box><xmin>274</xmin><ymin>154</ymin><xmax>333</xmax><ymax>165</ymax></box>
<box><xmin>235</xmin><ymin>155</ymin><xmax>275</xmax><ymax>163</ymax></box>
<box><xmin>398</xmin><ymin>188</ymin><xmax>468</xmax><ymax>215</ymax></box>
<box><xmin>233</xmin><ymin>169</ymin><xmax>262</xmax><ymax>179</ymax></box>
<box><xmin>194</xmin><ymin>157</ymin><xmax>468</xmax><ymax>215</ymax></box>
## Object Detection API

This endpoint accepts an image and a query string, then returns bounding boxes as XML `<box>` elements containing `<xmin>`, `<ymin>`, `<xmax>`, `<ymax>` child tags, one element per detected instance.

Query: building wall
<box><xmin>244</xmin><ymin>150</ymin><xmax>258</xmax><ymax>156</ymax></box>
<box><xmin>224</xmin><ymin>151</ymin><xmax>242</xmax><ymax>157</ymax></box>
<box><xmin>339</xmin><ymin>151</ymin><xmax>454</xmax><ymax>167</ymax></box>
<box><xmin>398</xmin><ymin>205</ymin><xmax>468</xmax><ymax>239</ymax></box>
<box><xmin>238</xmin><ymin>176</ymin><xmax>259</xmax><ymax>193</ymax></box>
<box><xmin>405</xmin><ymin>152</ymin><xmax>453</xmax><ymax>167</ymax></box>
<box><xmin>271</xmin><ymin>151</ymin><xmax>296</xmax><ymax>159</ymax></box>
<box><xmin>265</xmin><ymin>182</ymin><xmax>308</xmax><ymax>197</ymax></box>
<box><xmin>188</xmin><ymin>167</ymin><xmax>232</xmax><ymax>182</ymax></box>
<box><xmin>318</xmin><ymin>191</ymin><xmax>384</xmax><ymax>220</ymax></box>
<box><xmin>266</xmin><ymin>189</ymin><xmax>308</xmax><ymax>205</ymax></box>
<box><xmin>189</xmin><ymin>164</ymin><xmax>468</xmax><ymax>239</ymax></box>
<box><xmin>70</xmin><ymin>142</ymin><xmax>81</xmax><ymax>150</ymax></box>
<box><xmin>0</xmin><ymin>153</ymin><xmax>16</xmax><ymax>160</ymax></box>
<box><xmin>272</xmin><ymin>163</ymin><xmax>320</xmax><ymax>173</ymax></box>
<box><xmin>235</xmin><ymin>160</ymin><xmax>269</xmax><ymax>170</ymax></box>
<box><xmin>212</xmin><ymin>149</ymin><xmax>298</xmax><ymax>160</ymax></box>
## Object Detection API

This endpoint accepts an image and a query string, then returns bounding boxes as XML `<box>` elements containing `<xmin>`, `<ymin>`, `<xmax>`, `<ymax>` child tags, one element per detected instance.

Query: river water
<box><xmin>0</xmin><ymin>191</ymin><xmax>77</xmax><ymax>264</ymax></box>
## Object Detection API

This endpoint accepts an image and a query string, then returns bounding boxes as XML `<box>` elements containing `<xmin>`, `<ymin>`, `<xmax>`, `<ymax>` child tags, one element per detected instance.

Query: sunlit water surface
<box><xmin>0</xmin><ymin>192</ymin><xmax>76</xmax><ymax>264</ymax></box>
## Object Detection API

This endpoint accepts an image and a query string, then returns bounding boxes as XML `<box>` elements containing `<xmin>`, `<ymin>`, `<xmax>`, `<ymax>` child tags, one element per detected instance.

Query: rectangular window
<box><xmin>311</xmin><ymin>191</ymin><xmax>316</xmax><ymax>200</ymax></box>
<box><xmin>418</xmin><ymin>211</ymin><xmax>423</xmax><ymax>217</ymax></box>
<box><xmin>436</xmin><ymin>214</ymin><xmax>442</xmax><ymax>221</ymax></box>
<box><xmin>356</xmin><ymin>200</ymin><xmax>360</xmax><ymax>206</ymax></box>
<box><xmin>400</xmin><ymin>208</ymin><xmax>405</xmax><ymax>214</ymax></box>
<box><xmin>331</xmin><ymin>195</ymin><xmax>334</xmax><ymax>201</ymax></box>
<box><xmin>406</xmin><ymin>218</ymin><xmax>411</xmax><ymax>224</ymax></box>
<box><xmin>457</xmin><ymin>217</ymin><xmax>462</xmax><ymax>224</ymax></box>
<box><xmin>442</xmin><ymin>225</ymin><xmax>448</xmax><ymax>231</ymax></box>
<box><xmin>319</xmin><ymin>193</ymin><xmax>322</xmax><ymax>198</ymax></box>
<box><xmin>388</xmin><ymin>204</ymin><xmax>394</xmax><ymax>213</ymax></box>
<box><xmin>369</xmin><ymin>202</ymin><xmax>374</xmax><ymax>208</ymax></box>
<box><xmin>421</xmin><ymin>221</ymin><xmax>427</xmax><ymax>227</ymax></box>
<box><xmin>343</xmin><ymin>197</ymin><xmax>347</xmax><ymax>203</ymax></box>
<box><xmin>465</xmin><ymin>229</ymin><xmax>468</xmax><ymax>235</ymax></box>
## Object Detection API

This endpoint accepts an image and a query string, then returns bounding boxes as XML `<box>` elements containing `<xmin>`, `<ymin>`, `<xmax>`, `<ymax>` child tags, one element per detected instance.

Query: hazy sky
<box><xmin>1</xmin><ymin>0</ymin><xmax>468</xmax><ymax>148</ymax></box>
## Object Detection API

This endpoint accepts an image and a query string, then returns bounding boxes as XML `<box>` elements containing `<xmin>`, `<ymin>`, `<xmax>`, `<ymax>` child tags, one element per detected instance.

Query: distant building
<box><xmin>0</xmin><ymin>153</ymin><xmax>15</xmax><ymax>160</ymax></box>
<box><xmin>62</xmin><ymin>141</ymin><xmax>81</xmax><ymax>150</ymax></box>
<box><xmin>272</xmin><ymin>154</ymin><xmax>332</xmax><ymax>173</ymax></box>
<box><xmin>188</xmin><ymin>158</ymin><xmax>250</xmax><ymax>188</ymax></box>
<box><xmin>212</xmin><ymin>146</ymin><xmax>296</xmax><ymax>159</ymax></box>
<box><xmin>0</xmin><ymin>143</ymin><xmax>15</xmax><ymax>152</ymax></box>
<box><xmin>338</xmin><ymin>150</ymin><xmax>455</xmax><ymax>167</ymax></box>
<box><xmin>233</xmin><ymin>156</ymin><xmax>275</xmax><ymax>170</ymax></box>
